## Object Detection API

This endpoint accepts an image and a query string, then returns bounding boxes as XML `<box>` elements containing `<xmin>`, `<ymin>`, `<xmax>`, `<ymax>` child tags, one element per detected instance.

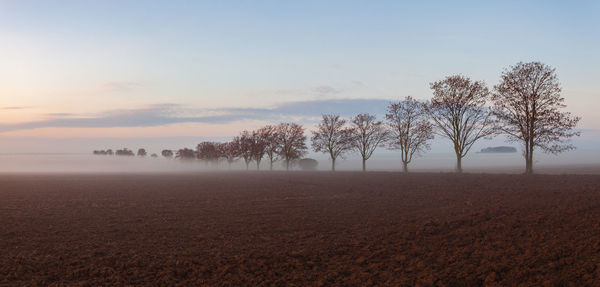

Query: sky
<box><xmin>0</xmin><ymin>1</ymin><xmax>599</xmax><ymax>165</ymax></box>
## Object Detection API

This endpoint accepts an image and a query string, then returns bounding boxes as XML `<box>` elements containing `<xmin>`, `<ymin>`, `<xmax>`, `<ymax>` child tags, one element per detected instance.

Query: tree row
<box><xmin>93</xmin><ymin>62</ymin><xmax>580</xmax><ymax>174</ymax></box>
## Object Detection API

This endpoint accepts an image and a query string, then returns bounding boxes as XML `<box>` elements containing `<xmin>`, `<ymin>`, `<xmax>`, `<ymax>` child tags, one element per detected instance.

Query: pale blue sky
<box><xmin>0</xmin><ymin>0</ymin><xmax>598</xmax><ymax>139</ymax></box>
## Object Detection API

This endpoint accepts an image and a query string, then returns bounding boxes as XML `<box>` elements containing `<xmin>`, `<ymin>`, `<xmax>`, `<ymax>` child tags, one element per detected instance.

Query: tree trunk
<box><xmin>256</xmin><ymin>161</ymin><xmax>260</xmax><ymax>170</ymax></box>
<box><xmin>529</xmin><ymin>139</ymin><xmax>535</xmax><ymax>174</ymax></box>
<box><xmin>362</xmin><ymin>158</ymin><xmax>366</xmax><ymax>172</ymax></box>
<box><xmin>524</xmin><ymin>140</ymin><xmax>534</xmax><ymax>175</ymax></box>
<box><xmin>525</xmin><ymin>157</ymin><xmax>533</xmax><ymax>174</ymax></box>
<box><xmin>286</xmin><ymin>159</ymin><xmax>290</xmax><ymax>171</ymax></box>
<box><xmin>456</xmin><ymin>156</ymin><xmax>463</xmax><ymax>173</ymax></box>
<box><xmin>525</xmin><ymin>150</ymin><xmax>534</xmax><ymax>175</ymax></box>
<box><xmin>245</xmin><ymin>161</ymin><xmax>249</xmax><ymax>170</ymax></box>
<box><xmin>402</xmin><ymin>161</ymin><xmax>408</xmax><ymax>173</ymax></box>
<box><xmin>270</xmin><ymin>160</ymin><xmax>273</xmax><ymax>171</ymax></box>
<box><xmin>331</xmin><ymin>158</ymin><xmax>336</xmax><ymax>172</ymax></box>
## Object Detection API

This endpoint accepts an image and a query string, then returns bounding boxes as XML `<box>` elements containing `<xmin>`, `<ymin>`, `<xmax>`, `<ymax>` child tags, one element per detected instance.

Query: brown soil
<box><xmin>1</xmin><ymin>172</ymin><xmax>600</xmax><ymax>286</ymax></box>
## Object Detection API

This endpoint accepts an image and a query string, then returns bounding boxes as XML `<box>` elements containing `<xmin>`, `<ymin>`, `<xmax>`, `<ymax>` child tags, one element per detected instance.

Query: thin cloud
<box><xmin>44</xmin><ymin>113</ymin><xmax>77</xmax><ymax>118</ymax></box>
<box><xmin>0</xmin><ymin>99</ymin><xmax>391</xmax><ymax>132</ymax></box>
<box><xmin>313</xmin><ymin>85</ymin><xmax>341</xmax><ymax>95</ymax></box>
<box><xmin>1</xmin><ymin>106</ymin><xmax>29</xmax><ymax>110</ymax></box>
<box><xmin>100</xmin><ymin>81</ymin><xmax>142</xmax><ymax>92</ymax></box>
<box><xmin>351</xmin><ymin>80</ymin><xmax>365</xmax><ymax>86</ymax></box>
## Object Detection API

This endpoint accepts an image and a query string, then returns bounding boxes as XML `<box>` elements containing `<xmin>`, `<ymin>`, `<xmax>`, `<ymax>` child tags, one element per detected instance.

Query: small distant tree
<box><xmin>258</xmin><ymin>125</ymin><xmax>279</xmax><ymax>170</ymax></box>
<box><xmin>197</xmin><ymin>142</ymin><xmax>219</xmax><ymax>165</ymax></box>
<box><xmin>251</xmin><ymin>130</ymin><xmax>267</xmax><ymax>170</ymax></box>
<box><xmin>161</xmin><ymin>149</ymin><xmax>174</xmax><ymax>158</ymax></box>
<box><xmin>116</xmin><ymin>148</ymin><xmax>135</xmax><ymax>156</ymax></box>
<box><xmin>176</xmin><ymin>148</ymin><xmax>196</xmax><ymax>160</ymax></box>
<box><xmin>311</xmin><ymin>114</ymin><xmax>355</xmax><ymax>171</ymax></box>
<box><xmin>218</xmin><ymin>141</ymin><xmax>240</xmax><ymax>168</ymax></box>
<box><xmin>386</xmin><ymin>97</ymin><xmax>434</xmax><ymax>173</ymax></box>
<box><xmin>492</xmin><ymin>62</ymin><xmax>581</xmax><ymax>174</ymax></box>
<box><xmin>106</xmin><ymin>149</ymin><xmax>114</xmax><ymax>156</ymax></box>
<box><xmin>428</xmin><ymin>75</ymin><xmax>495</xmax><ymax>173</ymax></box>
<box><xmin>351</xmin><ymin>113</ymin><xmax>389</xmax><ymax>172</ymax></box>
<box><xmin>276</xmin><ymin>123</ymin><xmax>308</xmax><ymax>170</ymax></box>
<box><xmin>298</xmin><ymin>158</ymin><xmax>319</xmax><ymax>171</ymax></box>
<box><xmin>150</xmin><ymin>153</ymin><xmax>158</xmax><ymax>158</ymax></box>
<box><xmin>234</xmin><ymin>131</ymin><xmax>254</xmax><ymax>169</ymax></box>
<box><xmin>137</xmin><ymin>148</ymin><xmax>147</xmax><ymax>157</ymax></box>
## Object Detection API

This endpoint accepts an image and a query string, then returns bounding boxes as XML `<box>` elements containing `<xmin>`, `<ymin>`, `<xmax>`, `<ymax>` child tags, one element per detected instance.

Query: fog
<box><xmin>0</xmin><ymin>150</ymin><xmax>598</xmax><ymax>174</ymax></box>
<box><xmin>0</xmin><ymin>130</ymin><xmax>598</xmax><ymax>174</ymax></box>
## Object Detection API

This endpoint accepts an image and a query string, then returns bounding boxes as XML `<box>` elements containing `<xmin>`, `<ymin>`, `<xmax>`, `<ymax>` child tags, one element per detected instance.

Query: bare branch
<box><xmin>492</xmin><ymin>62</ymin><xmax>581</xmax><ymax>174</ymax></box>
<box><xmin>427</xmin><ymin>75</ymin><xmax>495</xmax><ymax>172</ymax></box>
<box><xmin>350</xmin><ymin>113</ymin><xmax>389</xmax><ymax>171</ymax></box>
<box><xmin>386</xmin><ymin>96</ymin><xmax>434</xmax><ymax>173</ymax></box>
<box><xmin>311</xmin><ymin>114</ymin><xmax>355</xmax><ymax>171</ymax></box>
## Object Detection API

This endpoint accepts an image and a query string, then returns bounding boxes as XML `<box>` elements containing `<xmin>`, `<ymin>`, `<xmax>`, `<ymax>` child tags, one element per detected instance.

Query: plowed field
<box><xmin>1</xmin><ymin>172</ymin><xmax>600</xmax><ymax>286</ymax></box>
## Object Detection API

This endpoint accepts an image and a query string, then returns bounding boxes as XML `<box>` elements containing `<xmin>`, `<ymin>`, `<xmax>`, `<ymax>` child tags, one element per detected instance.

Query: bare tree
<box><xmin>197</xmin><ymin>142</ymin><xmax>219</xmax><ymax>165</ymax></box>
<box><xmin>428</xmin><ymin>75</ymin><xmax>494</xmax><ymax>173</ymax></box>
<box><xmin>276</xmin><ymin>123</ymin><xmax>307</xmax><ymax>170</ymax></box>
<box><xmin>217</xmin><ymin>141</ymin><xmax>239</xmax><ymax>169</ymax></box>
<box><xmin>351</xmin><ymin>113</ymin><xmax>389</xmax><ymax>172</ymax></box>
<box><xmin>234</xmin><ymin>131</ymin><xmax>254</xmax><ymax>170</ymax></box>
<box><xmin>386</xmin><ymin>97</ymin><xmax>434</xmax><ymax>173</ymax></box>
<box><xmin>492</xmin><ymin>62</ymin><xmax>580</xmax><ymax>174</ymax></box>
<box><xmin>258</xmin><ymin>125</ymin><xmax>279</xmax><ymax>170</ymax></box>
<box><xmin>311</xmin><ymin>115</ymin><xmax>355</xmax><ymax>171</ymax></box>
<box><xmin>250</xmin><ymin>130</ymin><xmax>267</xmax><ymax>170</ymax></box>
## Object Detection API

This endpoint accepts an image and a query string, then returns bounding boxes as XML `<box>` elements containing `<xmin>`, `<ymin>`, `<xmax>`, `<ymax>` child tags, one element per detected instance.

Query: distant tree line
<box><xmin>92</xmin><ymin>62</ymin><xmax>580</xmax><ymax>174</ymax></box>
<box><xmin>181</xmin><ymin>123</ymin><xmax>308</xmax><ymax>171</ymax></box>
<box><xmin>93</xmin><ymin>148</ymin><xmax>136</xmax><ymax>156</ymax></box>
